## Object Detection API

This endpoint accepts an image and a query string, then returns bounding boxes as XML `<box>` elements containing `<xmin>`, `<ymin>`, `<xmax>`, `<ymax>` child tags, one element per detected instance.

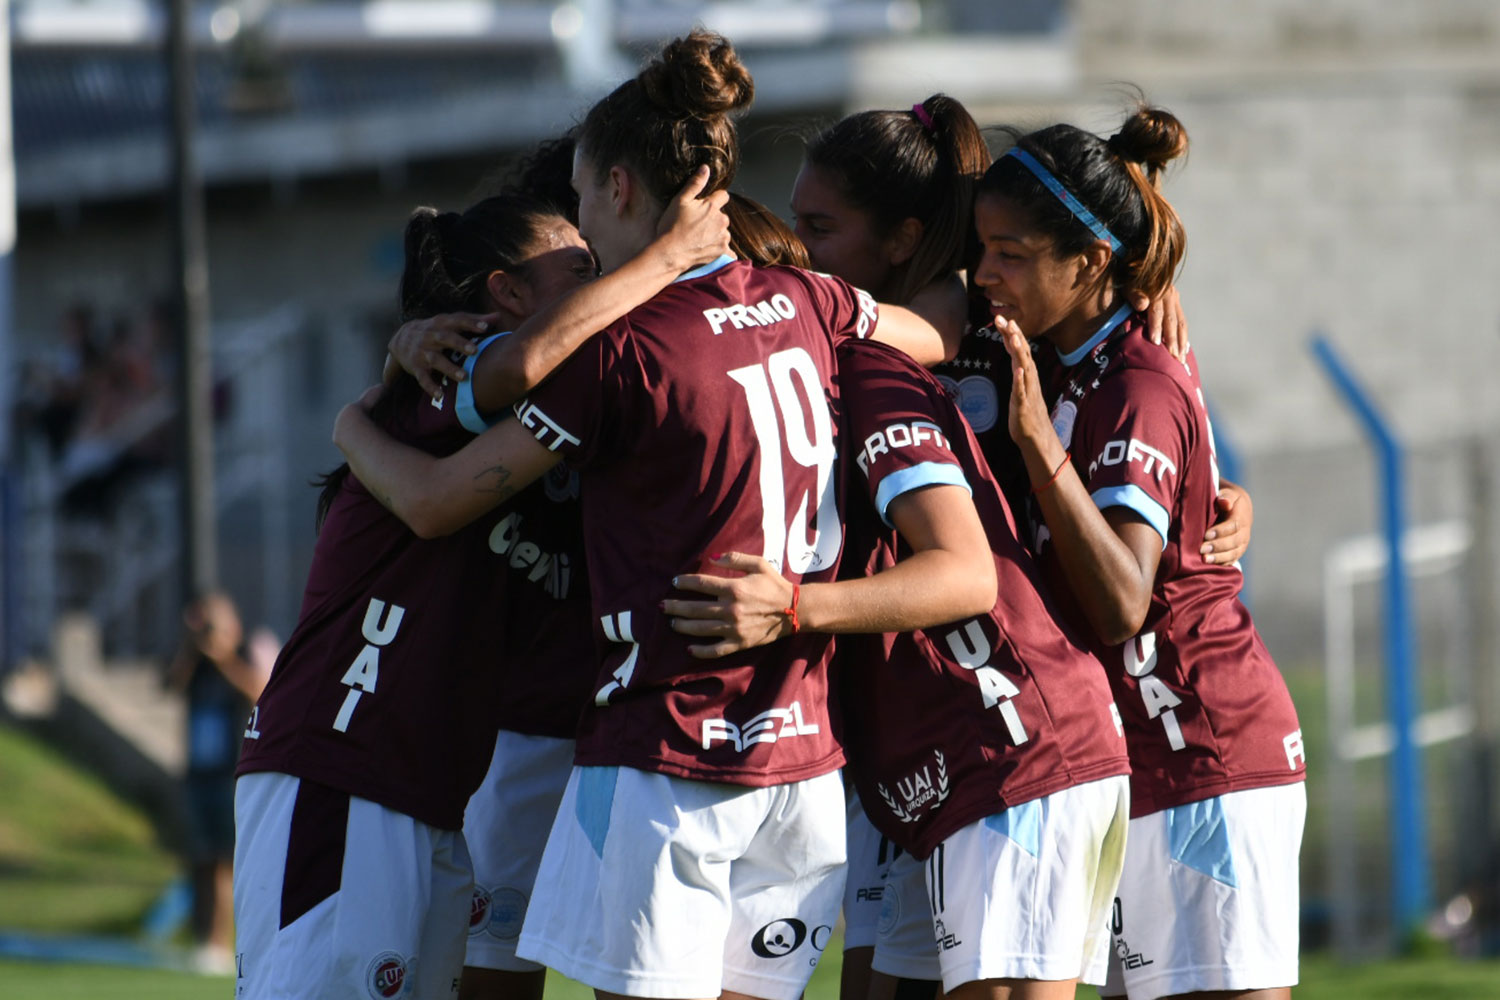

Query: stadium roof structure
<box><xmin>10</xmin><ymin>0</ymin><xmax>1072</xmax><ymax>208</ymax></box>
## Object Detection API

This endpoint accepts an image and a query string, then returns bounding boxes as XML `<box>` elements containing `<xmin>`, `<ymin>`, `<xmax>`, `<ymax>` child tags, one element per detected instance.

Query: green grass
<box><xmin>0</xmin><ymin>722</ymin><xmax>178</xmax><ymax>935</ymax></box>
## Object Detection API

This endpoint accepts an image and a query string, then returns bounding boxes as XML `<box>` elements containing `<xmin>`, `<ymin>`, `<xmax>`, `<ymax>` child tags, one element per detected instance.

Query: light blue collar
<box><xmin>1056</xmin><ymin>303</ymin><xmax>1134</xmax><ymax>367</ymax></box>
<box><xmin>674</xmin><ymin>254</ymin><xmax>737</xmax><ymax>283</ymax></box>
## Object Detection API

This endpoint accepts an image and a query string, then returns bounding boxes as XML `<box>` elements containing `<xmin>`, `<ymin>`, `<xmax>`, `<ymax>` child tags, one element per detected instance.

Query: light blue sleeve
<box><xmin>1091</xmin><ymin>484</ymin><xmax>1170</xmax><ymax>550</ymax></box>
<box><xmin>454</xmin><ymin>331</ymin><xmax>513</xmax><ymax>434</ymax></box>
<box><xmin>873</xmin><ymin>462</ymin><xmax>972</xmax><ymax>529</ymax></box>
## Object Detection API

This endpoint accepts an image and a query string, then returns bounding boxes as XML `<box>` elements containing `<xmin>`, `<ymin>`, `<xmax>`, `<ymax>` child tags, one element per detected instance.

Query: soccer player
<box><xmin>331</xmin><ymin>31</ymin><xmax>953</xmax><ymax>1000</ymax></box>
<box><xmin>232</xmin><ymin>184</ymin><xmax>730</xmax><ymax>1000</ymax></box>
<box><xmin>789</xmin><ymin>96</ymin><xmax>989</xmax><ymax>1000</ymax></box>
<box><xmin>665</xmin><ymin>332</ymin><xmax>1134</xmax><ymax>999</ymax></box>
<box><xmin>977</xmin><ymin>106</ymin><xmax>1306</xmax><ymax>1000</ymax></box>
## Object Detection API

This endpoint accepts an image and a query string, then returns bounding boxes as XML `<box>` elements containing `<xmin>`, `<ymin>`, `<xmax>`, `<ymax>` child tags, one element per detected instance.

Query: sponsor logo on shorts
<box><xmin>854</xmin><ymin>885</ymin><xmax>884</xmax><ymax>903</ymax></box>
<box><xmin>1112</xmin><ymin>899</ymin><xmax>1154</xmax><ymax>971</ymax></box>
<box><xmin>365</xmin><ymin>951</ymin><xmax>408</xmax><ymax>999</ymax></box>
<box><xmin>486</xmin><ymin>887</ymin><xmax>528</xmax><ymax>940</ymax></box>
<box><xmin>751</xmin><ymin>918</ymin><xmax>833</xmax><ymax>967</ymax></box>
<box><xmin>468</xmin><ymin>887</ymin><xmax>492</xmax><ymax>935</ymax></box>
<box><xmin>1114</xmin><ymin>937</ymin><xmax>1154</xmax><ymax>970</ymax></box>
<box><xmin>752</xmin><ymin>918</ymin><xmax>806</xmax><ymax>958</ymax></box>
<box><xmin>933</xmin><ymin>917</ymin><xmax>962</xmax><ymax>952</ymax></box>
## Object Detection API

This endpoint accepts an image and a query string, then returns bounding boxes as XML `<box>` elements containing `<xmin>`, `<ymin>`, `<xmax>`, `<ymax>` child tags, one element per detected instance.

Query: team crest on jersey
<box><xmin>936</xmin><ymin>374</ymin><xmax>1000</xmax><ymax>433</ymax></box>
<box><xmin>468</xmin><ymin>887</ymin><xmax>492</xmax><ymax>935</ymax></box>
<box><xmin>485</xmin><ymin>887</ymin><xmax>528</xmax><ymax>940</ymax></box>
<box><xmin>365</xmin><ymin>951</ymin><xmax>409</xmax><ymax>998</ymax></box>
<box><xmin>876</xmin><ymin>749</ymin><xmax>950</xmax><ymax>823</ymax></box>
<box><xmin>543</xmin><ymin>463</ymin><xmax>580</xmax><ymax>503</ymax></box>
<box><xmin>1050</xmin><ymin>399</ymin><xmax>1078</xmax><ymax>449</ymax></box>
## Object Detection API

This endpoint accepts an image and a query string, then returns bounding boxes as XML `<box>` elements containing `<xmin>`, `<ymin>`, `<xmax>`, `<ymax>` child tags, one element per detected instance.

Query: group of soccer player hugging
<box><xmin>231</xmin><ymin>28</ymin><xmax>1307</xmax><ymax>1000</ymax></box>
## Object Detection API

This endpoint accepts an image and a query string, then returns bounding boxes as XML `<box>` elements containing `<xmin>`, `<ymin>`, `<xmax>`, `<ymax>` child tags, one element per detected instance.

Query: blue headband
<box><xmin>1003</xmin><ymin>148</ymin><xmax>1122</xmax><ymax>252</ymax></box>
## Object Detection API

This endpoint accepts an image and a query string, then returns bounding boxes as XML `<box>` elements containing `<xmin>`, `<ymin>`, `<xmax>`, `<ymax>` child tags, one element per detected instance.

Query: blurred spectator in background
<box><xmin>6</xmin><ymin>299</ymin><xmax>179</xmax><ymax>514</ymax></box>
<box><xmin>166</xmin><ymin>590</ymin><xmax>277</xmax><ymax>973</ymax></box>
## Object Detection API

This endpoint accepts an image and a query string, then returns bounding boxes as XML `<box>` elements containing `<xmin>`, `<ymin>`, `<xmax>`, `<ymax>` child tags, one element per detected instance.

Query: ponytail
<box><xmin>1105</xmin><ymin>107</ymin><xmax>1188</xmax><ymax>301</ymax></box>
<box><xmin>315</xmin><ymin>191</ymin><xmax>562</xmax><ymax>533</ymax></box>
<box><xmin>805</xmin><ymin>93</ymin><xmax>990</xmax><ymax>304</ymax></box>
<box><xmin>978</xmin><ymin>103</ymin><xmax>1189</xmax><ymax>302</ymax></box>
<box><xmin>577</xmin><ymin>31</ymin><xmax>753</xmax><ymax>205</ymax></box>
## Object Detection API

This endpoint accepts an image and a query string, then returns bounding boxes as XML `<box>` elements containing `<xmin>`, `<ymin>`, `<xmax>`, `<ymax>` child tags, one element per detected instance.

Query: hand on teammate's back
<box><xmin>664</xmin><ymin>553</ymin><xmax>798</xmax><ymax>658</ymax></box>
<box><xmin>1201</xmin><ymin>482</ymin><xmax>1254</xmax><ymax>565</ymax></box>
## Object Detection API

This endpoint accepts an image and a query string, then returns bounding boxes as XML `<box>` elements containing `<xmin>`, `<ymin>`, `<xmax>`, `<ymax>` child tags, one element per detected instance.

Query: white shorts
<box><xmin>517</xmin><ymin>765</ymin><xmax>847</xmax><ymax>1000</ymax></box>
<box><xmin>234</xmin><ymin>771</ymin><xmax>473</xmax><ymax>1000</ymax></box>
<box><xmin>462</xmin><ymin>731</ymin><xmax>575</xmax><ymax>972</ymax></box>
<box><xmin>873</xmin><ymin>776</ymin><xmax>1130</xmax><ymax>991</ymax></box>
<box><xmin>841</xmin><ymin>790</ymin><xmax>908</xmax><ymax>952</ymax></box>
<box><xmin>1102</xmin><ymin>782</ymin><xmax>1306</xmax><ymax>1000</ymax></box>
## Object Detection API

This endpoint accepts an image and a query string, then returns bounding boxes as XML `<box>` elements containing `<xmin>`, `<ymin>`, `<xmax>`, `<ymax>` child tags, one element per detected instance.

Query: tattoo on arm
<box><xmin>473</xmin><ymin>464</ymin><xmax>516</xmax><ymax>502</ymax></box>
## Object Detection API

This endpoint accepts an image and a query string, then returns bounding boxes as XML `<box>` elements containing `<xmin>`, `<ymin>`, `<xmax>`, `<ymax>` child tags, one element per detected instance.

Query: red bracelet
<box><xmin>783</xmin><ymin>582</ymin><xmax>801</xmax><ymax>634</ymax></box>
<box><xmin>1032</xmin><ymin>451</ymin><xmax>1071</xmax><ymax>495</ymax></box>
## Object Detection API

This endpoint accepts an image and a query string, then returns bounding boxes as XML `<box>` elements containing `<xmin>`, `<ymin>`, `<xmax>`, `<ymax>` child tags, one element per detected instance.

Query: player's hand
<box><xmin>332</xmin><ymin>386</ymin><xmax>382</xmax><ymax>449</ymax></box>
<box><xmin>663</xmin><ymin>552</ymin><xmax>796</xmax><ymax>658</ymax></box>
<box><xmin>995</xmin><ymin>319</ymin><xmax>1054</xmax><ymax>453</ymax></box>
<box><xmin>654</xmin><ymin>165</ymin><xmax>732</xmax><ymax>272</ymax></box>
<box><xmin>1201</xmin><ymin>480</ymin><xmax>1254</xmax><ymax>564</ymax></box>
<box><xmin>388</xmin><ymin>313</ymin><xmax>500</xmax><ymax>401</ymax></box>
<box><xmin>1129</xmin><ymin>285</ymin><xmax>1188</xmax><ymax>361</ymax></box>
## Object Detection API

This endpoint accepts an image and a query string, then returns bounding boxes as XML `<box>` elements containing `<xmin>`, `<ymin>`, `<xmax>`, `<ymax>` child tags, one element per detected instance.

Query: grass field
<box><xmin>3</xmin><ymin>721</ymin><xmax>1499</xmax><ymax>998</ymax></box>
<box><xmin>0</xmin><ymin>722</ymin><xmax>178</xmax><ymax>936</ymax></box>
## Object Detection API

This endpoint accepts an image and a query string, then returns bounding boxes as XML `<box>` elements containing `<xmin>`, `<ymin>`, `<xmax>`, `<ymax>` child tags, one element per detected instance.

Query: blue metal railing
<box><xmin>1310</xmin><ymin>332</ymin><xmax>1430</xmax><ymax>941</ymax></box>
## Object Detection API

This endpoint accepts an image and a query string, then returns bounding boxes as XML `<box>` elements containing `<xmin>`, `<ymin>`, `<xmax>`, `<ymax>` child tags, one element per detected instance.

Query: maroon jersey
<box><xmin>835</xmin><ymin>338</ymin><xmax>1129</xmax><ymax>859</ymax></box>
<box><xmin>513</xmin><ymin>257</ymin><xmax>878</xmax><ymax>786</ymax></box>
<box><xmin>1031</xmin><ymin>309</ymin><xmax>1305</xmax><ymax>817</ymax></box>
<box><xmin>237</xmin><ymin>367</ymin><xmax>594</xmax><ymax>831</ymax></box>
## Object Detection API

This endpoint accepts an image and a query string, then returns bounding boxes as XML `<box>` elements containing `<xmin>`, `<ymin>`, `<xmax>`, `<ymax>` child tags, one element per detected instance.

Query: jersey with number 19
<box><xmin>512</xmin><ymin>256</ymin><xmax>877</xmax><ymax>787</ymax></box>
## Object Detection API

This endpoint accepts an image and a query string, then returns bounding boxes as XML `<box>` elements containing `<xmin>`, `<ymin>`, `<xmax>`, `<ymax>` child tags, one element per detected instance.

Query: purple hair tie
<box><xmin>911</xmin><ymin>102</ymin><xmax>936</xmax><ymax>133</ymax></box>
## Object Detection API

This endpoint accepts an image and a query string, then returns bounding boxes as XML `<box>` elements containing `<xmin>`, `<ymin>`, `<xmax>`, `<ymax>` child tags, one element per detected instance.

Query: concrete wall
<box><xmin>1046</xmin><ymin>0</ymin><xmax>1500</xmax><ymax>661</ymax></box>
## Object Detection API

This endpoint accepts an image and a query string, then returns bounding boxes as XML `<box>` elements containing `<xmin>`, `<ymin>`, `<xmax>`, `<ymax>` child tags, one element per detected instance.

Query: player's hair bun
<box><xmin>639</xmin><ymin>30</ymin><xmax>754</xmax><ymax>118</ymax></box>
<box><xmin>1108</xmin><ymin>106</ymin><xmax>1188</xmax><ymax>177</ymax></box>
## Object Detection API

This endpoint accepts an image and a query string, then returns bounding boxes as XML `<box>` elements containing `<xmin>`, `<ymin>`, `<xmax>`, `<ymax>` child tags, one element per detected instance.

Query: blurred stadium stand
<box><xmin>9</xmin><ymin>0</ymin><xmax>1069</xmax><ymax>207</ymax></box>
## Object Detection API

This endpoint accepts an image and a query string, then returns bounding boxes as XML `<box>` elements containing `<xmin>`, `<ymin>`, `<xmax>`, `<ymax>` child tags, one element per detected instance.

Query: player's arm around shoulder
<box><xmin>333</xmin><ymin>390</ymin><xmax>561</xmax><ymax>539</ymax></box>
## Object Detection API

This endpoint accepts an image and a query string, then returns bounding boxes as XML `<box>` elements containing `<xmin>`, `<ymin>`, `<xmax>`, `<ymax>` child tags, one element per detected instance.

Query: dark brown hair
<box><xmin>978</xmin><ymin>104</ymin><xmax>1188</xmax><ymax>301</ymax></box>
<box><xmin>576</xmin><ymin>30</ymin><xmax>754</xmax><ymax>204</ymax></box>
<box><xmin>316</xmin><ymin>193</ymin><xmax>561</xmax><ymax>531</ymax></box>
<box><xmin>727</xmin><ymin>192</ymin><xmax>810</xmax><ymax>269</ymax></box>
<box><xmin>804</xmin><ymin>93</ymin><xmax>990</xmax><ymax>304</ymax></box>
